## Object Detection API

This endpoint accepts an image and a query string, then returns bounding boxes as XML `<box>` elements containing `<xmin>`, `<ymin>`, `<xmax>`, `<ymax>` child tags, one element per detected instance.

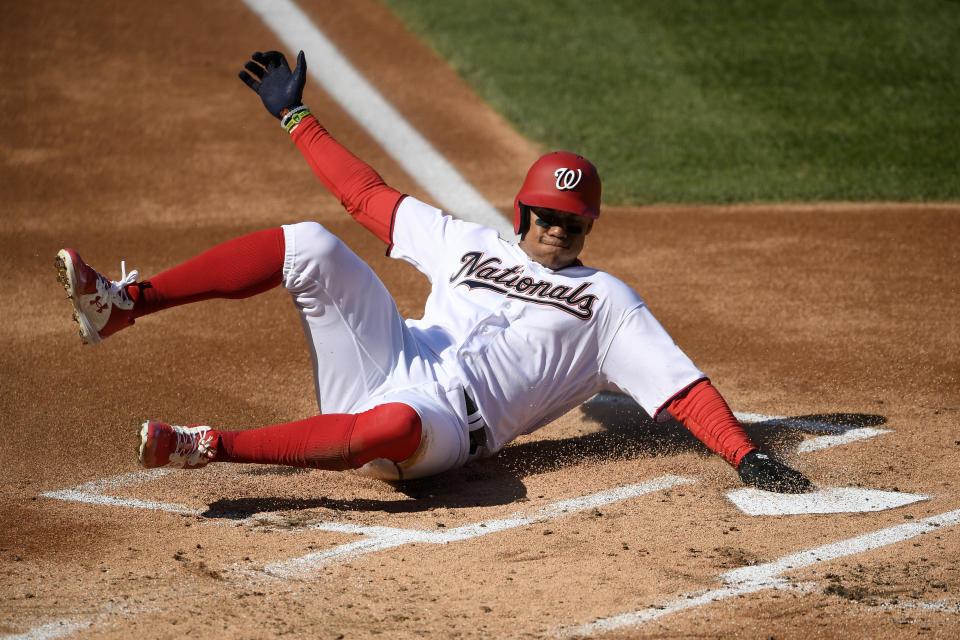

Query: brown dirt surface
<box><xmin>2</xmin><ymin>1</ymin><xmax>959</xmax><ymax>638</ymax></box>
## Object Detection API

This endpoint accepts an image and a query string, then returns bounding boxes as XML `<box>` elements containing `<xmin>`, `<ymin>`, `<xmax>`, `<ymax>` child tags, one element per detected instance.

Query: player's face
<box><xmin>519</xmin><ymin>207</ymin><xmax>593</xmax><ymax>270</ymax></box>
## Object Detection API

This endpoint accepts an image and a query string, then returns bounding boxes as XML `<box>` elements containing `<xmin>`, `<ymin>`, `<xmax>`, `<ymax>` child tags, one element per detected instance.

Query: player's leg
<box><xmin>272</xmin><ymin>223</ymin><xmax>471</xmax><ymax>479</ymax></box>
<box><xmin>280</xmin><ymin>221</ymin><xmax>432</xmax><ymax>413</ymax></box>
<box><xmin>137</xmin><ymin>389</ymin><xmax>469</xmax><ymax>481</ymax></box>
<box><xmin>55</xmin><ymin>228</ymin><xmax>285</xmax><ymax>344</ymax></box>
<box><xmin>137</xmin><ymin>402</ymin><xmax>423</xmax><ymax>471</ymax></box>
<box><xmin>126</xmin><ymin>221</ymin><xmax>464</xmax><ymax>479</ymax></box>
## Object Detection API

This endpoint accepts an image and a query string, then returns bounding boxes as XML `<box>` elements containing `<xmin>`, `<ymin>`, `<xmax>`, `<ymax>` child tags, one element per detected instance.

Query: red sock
<box><xmin>667</xmin><ymin>380</ymin><xmax>757</xmax><ymax>466</ymax></box>
<box><xmin>214</xmin><ymin>403</ymin><xmax>422</xmax><ymax>470</ymax></box>
<box><xmin>129</xmin><ymin>227</ymin><xmax>286</xmax><ymax>318</ymax></box>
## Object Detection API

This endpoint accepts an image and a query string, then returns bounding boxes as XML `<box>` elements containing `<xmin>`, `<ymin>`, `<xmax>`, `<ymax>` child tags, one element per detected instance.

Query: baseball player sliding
<box><xmin>55</xmin><ymin>50</ymin><xmax>810</xmax><ymax>493</ymax></box>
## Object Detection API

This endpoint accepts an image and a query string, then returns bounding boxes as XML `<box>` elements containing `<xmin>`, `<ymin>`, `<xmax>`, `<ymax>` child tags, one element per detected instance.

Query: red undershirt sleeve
<box><xmin>289</xmin><ymin>115</ymin><xmax>403</xmax><ymax>245</ymax></box>
<box><xmin>666</xmin><ymin>379</ymin><xmax>757</xmax><ymax>466</ymax></box>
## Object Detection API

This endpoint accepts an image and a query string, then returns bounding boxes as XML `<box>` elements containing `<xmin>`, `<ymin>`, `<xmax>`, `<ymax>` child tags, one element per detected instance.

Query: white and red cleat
<box><xmin>55</xmin><ymin>248</ymin><xmax>138</xmax><ymax>345</ymax></box>
<box><xmin>138</xmin><ymin>421</ymin><xmax>218</xmax><ymax>469</ymax></box>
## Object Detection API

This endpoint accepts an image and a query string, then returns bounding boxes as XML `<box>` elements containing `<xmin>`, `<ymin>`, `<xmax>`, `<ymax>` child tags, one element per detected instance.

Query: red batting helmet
<box><xmin>513</xmin><ymin>151</ymin><xmax>601</xmax><ymax>235</ymax></box>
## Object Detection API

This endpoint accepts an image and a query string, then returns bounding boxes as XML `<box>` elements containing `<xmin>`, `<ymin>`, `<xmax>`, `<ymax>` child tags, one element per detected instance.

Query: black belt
<box><xmin>464</xmin><ymin>389</ymin><xmax>487</xmax><ymax>454</ymax></box>
<box><xmin>464</xmin><ymin>389</ymin><xmax>479</xmax><ymax>415</ymax></box>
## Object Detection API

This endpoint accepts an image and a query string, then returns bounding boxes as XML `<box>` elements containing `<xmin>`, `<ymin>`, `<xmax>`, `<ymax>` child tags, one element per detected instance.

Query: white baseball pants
<box><xmin>281</xmin><ymin>222</ymin><xmax>471</xmax><ymax>480</ymax></box>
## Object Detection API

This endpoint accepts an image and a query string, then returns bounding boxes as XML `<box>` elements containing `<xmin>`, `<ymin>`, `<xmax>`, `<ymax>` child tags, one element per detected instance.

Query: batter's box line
<box><xmin>557</xmin><ymin>506</ymin><xmax>960</xmax><ymax>638</ymax></box>
<box><xmin>39</xmin><ymin>468</ymin><xmax>200</xmax><ymax>515</ymax></box>
<box><xmin>731</xmin><ymin>411</ymin><xmax>892</xmax><ymax>454</ymax></box>
<box><xmin>585</xmin><ymin>393</ymin><xmax>893</xmax><ymax>454</ymax></box>
<box><xmin>232</xmin><ymin>474</ymin><xmax>696</xmax><ymax>581</ymax></box>
<box><xmin>37</xmin><ymin>470</ymin><xmax>698</xmax><ymax>561</ymax></box>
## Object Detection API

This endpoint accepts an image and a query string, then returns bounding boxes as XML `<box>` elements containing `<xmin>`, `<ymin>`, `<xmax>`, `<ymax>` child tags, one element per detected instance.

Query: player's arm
<box><xmin>287</xmin><ymin>116</ymin><xmax>401</xmax><ymax>245</ymax></box>
<box><xmin>663</xmin><ymin>380</ymin><xmax>812</xmax><ymax>493</ymax></box>
<box><xmin>600</xmin><ymin>304</ymin><xmax>811</xmax><ymax>493</ymax></box>
<box><xmin>237</xmin><ymin>50</ymin><xmax>400</xmax><ymax>245</ymax></box>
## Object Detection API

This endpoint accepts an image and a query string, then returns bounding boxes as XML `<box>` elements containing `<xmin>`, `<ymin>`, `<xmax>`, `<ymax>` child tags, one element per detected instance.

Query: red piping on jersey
<box><xmin>386</xmin><ymin>194</ymin><xmax>408</xmax><ymax>256</ymax></box>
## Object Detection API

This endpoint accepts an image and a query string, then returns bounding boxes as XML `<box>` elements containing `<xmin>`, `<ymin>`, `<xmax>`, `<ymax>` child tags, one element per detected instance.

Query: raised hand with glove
<box><xmin>238</xmin><ymin>50</ymin><xmax>310</xmax><ymax>132</ymax></box>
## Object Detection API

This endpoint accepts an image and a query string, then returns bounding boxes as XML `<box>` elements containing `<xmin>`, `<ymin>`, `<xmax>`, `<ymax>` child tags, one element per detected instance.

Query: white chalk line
<box><xmin>240</xmin><ymin>0</ymin><xmax>514</xmax><ymax>238</ymax></box>
<box><xmin>0</xmin><ymin>593</ymin><xmax>175</xmax><ymax>640</ymax></box>
<box><xmin>731</xmin><ymin>411</ymin><xmax>894</xmax><ymax>453</ymax></box>
<box><xmin>797</xmin><ymin>427</ymin><xmax>892</xmax><ymax>453</ymax></box>
<box><xmin>21</xmin><ymin>416</ymin><xmax>914</xmax><ymax>640</ymax></box>
<box><xmin>586</xmin><ymin>393</ymin><xmax>892</xmax><ymax>455</ymax></box>
<box><xmin>39</xmin><ymin>469</ymin><xmax>199</xmax><ymax>515</ymax></box>
<box><xmin>258</xmin><ymin>475</ymin><xmax>695</xmax><ymax>578</ymax></box>
<box><xmin>34</xmin><ymin>473</ymin><xmax>698</xmax><ymax>577</ymax></box>
<box><xmin>0</xmin><ymin>620</ymin><xmax>91</xmax><ymax>640</ymax></box>
<box><xmin>732</xmin><ymin>413</ymin><xmax>892</xmax><ymax>453</ymax></box>
<box><xmin>886</xmin><ymin>600</ymin><xmax>960</xmax><ymax>614</ymax></box>
<box><xmin>559</xmin><ymin>506</ymin><xmax>960</xmax><ymax>638</ymax></box>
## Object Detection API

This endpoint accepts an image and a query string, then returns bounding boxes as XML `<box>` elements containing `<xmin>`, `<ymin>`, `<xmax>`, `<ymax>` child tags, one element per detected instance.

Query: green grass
<box><xmin>381</xmin><ymin>0</ymin><xmax>960</xmax><ymax>204</ymax></box>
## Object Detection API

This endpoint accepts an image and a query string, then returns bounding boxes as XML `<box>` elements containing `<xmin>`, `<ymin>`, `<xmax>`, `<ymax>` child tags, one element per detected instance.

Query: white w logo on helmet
<box><xmin>553</xmin><ymin>168</ymin><xmax>583</xmax><ymax>191</ymax></box>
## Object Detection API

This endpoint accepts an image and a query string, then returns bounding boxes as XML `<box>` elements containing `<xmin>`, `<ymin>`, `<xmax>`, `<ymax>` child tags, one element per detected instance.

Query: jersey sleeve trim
<box><xmin>385</xmin><ymin>194</ymin><xmax>408</xmax><ymax>257</ymax></box>
<box><xmin>653</xmin><ymin>375</ymin><xmax>709</xmax><ymax>421</ymax></box>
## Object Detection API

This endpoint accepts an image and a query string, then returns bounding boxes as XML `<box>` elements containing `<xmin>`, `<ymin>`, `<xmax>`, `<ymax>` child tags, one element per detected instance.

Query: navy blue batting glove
<box><xmin>238</xmin><ymin>50</ymin><xmax>307</xmax><ymax>119</ymax></box>
<box><xmin>737</xmin><ymin>450</ymin><xmax>812</xmax><ymax>493</ymax></box>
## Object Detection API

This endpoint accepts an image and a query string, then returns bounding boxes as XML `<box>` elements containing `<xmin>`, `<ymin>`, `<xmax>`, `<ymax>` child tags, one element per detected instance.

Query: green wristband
<box><xmin>282</xmin><ymin>107</ymin><xmax>311</xmax><ymax>133</ymax></box>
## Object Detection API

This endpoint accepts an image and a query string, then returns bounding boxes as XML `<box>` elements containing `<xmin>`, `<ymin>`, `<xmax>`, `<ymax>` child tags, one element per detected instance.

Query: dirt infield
<box><xmin>2</xmin><ymin>1</ymin><xmax>959</xmax><ymax>638</ymax></box>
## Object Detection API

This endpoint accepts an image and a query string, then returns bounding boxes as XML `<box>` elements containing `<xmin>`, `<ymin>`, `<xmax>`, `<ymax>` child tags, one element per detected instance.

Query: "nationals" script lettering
<box><xmin>449</xmin><ymin>251</ymin><xmax>598</xmax><ymax>320</ymax></box>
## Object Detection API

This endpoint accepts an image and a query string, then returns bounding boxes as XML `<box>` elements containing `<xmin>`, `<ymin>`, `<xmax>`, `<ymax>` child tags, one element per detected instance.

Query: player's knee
<box><xmin>290</xmin><ymin>221</ymin><xmax>346</xmax><ymax>264</ymax></box>
<box><xmin>348</xmin><ymin>403</ymin><xmax>422</xmax><ymax>467</ymax></box>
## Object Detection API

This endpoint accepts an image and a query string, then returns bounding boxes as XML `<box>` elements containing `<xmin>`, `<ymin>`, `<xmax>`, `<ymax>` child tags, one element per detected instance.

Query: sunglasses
<box><xmin>532</xmin><ymin>211</ymin><xmax>587</xmax><ymax>235</ymax></box>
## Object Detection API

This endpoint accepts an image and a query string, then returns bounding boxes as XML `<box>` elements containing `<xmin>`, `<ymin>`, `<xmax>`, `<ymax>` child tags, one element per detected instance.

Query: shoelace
<box><xmin>103</xmin><ymin>260</ymin><xmax>140</xmax><ymax>303</ymax></box>
<box><xmin>174</xmin><ymin>426</ymin><xmax>211</xmax><ymax>458</ymax></box>
<box><xmin>116</xmin><ymin>260</ymin><xmax>139</xmax><ymax>289</ymax></box>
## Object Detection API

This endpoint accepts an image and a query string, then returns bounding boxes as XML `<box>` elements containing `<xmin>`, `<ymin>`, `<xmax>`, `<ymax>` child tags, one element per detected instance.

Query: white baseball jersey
<box><xmin>390</xmin><ymin>196</ymin><xmax>705</xmax><ymax>455</ymax></box>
